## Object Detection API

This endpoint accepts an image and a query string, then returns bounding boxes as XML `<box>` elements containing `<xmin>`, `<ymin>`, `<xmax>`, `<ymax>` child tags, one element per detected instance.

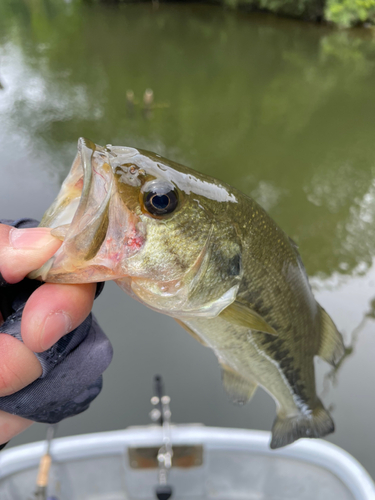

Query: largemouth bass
<box><xmin>30</xmin><ymin>138</ymin><xmax>345</xmax><ymax>448</ymax></box>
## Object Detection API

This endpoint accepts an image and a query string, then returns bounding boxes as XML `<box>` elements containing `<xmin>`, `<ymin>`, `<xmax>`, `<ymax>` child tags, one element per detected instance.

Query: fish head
<box><xmin>31</xmin><ymin>138</ymin><xmax>243</xmax><ymax>318</ymax></box>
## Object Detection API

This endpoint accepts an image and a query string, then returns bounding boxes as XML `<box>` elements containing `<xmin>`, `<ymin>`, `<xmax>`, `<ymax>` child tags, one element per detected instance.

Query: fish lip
<box><xmin>67</xmin><ymin>139</ymin><xmax>141</xmax><ymax>262</ymax></box>
<box><xmin>60</xmin><ymin>138</ymin><xmax>114</xmax><ymax>252</ymax></box>
<box><xmin>31</xmin><ymin>138</ymin><xmax>145</xmax><ymax>283</ymax></box>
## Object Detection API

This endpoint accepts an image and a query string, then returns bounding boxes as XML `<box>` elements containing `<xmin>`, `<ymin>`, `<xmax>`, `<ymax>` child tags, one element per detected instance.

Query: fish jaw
<box><xmin>31</xmin><ymin>138</ymin><xmax>243</xmax><ymax>318</ymax></box>
<box><xmin>30</xmin><ymin>138</ymin><xmax>146</xmax><ymax>283</ymax></box>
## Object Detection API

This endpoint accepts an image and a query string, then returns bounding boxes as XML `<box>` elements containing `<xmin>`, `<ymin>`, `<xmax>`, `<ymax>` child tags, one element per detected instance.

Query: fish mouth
<box><xmin>30</xmin><ymin>138</ymin><xmax>142</xmax><ymax>283</ymax></box>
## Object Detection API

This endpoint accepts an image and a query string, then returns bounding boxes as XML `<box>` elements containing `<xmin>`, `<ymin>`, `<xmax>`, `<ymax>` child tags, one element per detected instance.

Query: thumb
<box><xmin>0</xmin><ymin>225</ymin><xmax>61</xmax><ymax>284</ymax></box>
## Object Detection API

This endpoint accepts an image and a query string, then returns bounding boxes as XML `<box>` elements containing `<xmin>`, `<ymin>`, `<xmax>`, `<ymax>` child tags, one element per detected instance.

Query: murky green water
<box><xmin>1</xmin><ymin>0</ymin><xmax>375</xmax><ymax>479</ymax></box>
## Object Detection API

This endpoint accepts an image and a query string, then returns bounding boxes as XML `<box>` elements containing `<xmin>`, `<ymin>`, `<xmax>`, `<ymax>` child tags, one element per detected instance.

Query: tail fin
<box><xmin>270</xmin><ymin>400</ymin><xmax>334</xmax><ymax>449</ymax></box>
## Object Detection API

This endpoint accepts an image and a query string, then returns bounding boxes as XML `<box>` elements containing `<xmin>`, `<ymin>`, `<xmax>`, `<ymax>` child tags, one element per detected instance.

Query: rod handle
<box><xmin>36</xmin><ymin>454</ymin><xmax>52</xmax><ymax>487</ymax></box>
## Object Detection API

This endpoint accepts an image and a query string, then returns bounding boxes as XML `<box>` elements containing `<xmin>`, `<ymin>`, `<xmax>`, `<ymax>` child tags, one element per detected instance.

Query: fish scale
<box><xmin>30</xmin><ymin>138</ymin><xmax>345</xmax><ymax>449</ymax></box>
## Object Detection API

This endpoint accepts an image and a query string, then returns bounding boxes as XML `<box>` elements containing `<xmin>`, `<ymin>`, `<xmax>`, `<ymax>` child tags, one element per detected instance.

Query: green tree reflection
<box><xmin>1</xmin><ymin>0</ymin><xmax>375</xmax><ymax>279</ymax></box>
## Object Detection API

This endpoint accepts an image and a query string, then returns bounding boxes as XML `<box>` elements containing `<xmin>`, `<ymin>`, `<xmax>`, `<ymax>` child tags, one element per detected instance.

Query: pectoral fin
<box><xmin>317</xmin><ymin>305</ymin><xmax>345</xmax><ymax>366</ymax></box>
<box><xmin>220</xmin><ymin>363</ymin><xmax>258</xmax><ymax>405</ymax></box>
<box><xmin>175</xmin><ymin>319</ymin><xmax>209</xmax><ymax>346</ymax></box>
<box><xmin>220</xmin><ymin>301</ymin><xmax>278</xmax><ymax>336</ymax></box>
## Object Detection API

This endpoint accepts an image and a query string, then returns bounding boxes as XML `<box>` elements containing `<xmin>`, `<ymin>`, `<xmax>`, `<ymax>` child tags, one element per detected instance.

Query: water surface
<box><xmin>1</xmin><ymin>0</ymin><xmax>375</xmax><ymax>478</ymax></box>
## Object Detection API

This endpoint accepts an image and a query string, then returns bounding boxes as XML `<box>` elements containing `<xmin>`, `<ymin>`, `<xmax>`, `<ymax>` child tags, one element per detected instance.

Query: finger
<box><xmin>0</xmin><ymin>410</ymin><xmax>33</xmax><ymax>444</ymax></box>
<box><xmin>0</xmin><ymin>334</ymin><xmax>42</xmax><ymax>396</ymax></box>
<box><xmin>22</xmin><ymin>282</ymin><xmax>97</xmax><ymax>352</ymax></box>
<box><xmin>0</xmin><ymin>225</ymin><xmax>61</xmax><ymax>284</ymax></box>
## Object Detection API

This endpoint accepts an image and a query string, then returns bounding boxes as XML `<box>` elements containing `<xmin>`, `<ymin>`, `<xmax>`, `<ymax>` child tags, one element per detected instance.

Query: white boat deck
<box><xmin>0</xmin><ymin>426</ymin><xmax>374</xmax><ymax>500</ymax></box>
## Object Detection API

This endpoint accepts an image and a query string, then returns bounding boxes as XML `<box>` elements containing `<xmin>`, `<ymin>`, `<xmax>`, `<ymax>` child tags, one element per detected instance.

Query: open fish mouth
<box><xmin>30</xmin><ymin>138</ymin><xmax>144</xmax><ymax>283</ymax></box>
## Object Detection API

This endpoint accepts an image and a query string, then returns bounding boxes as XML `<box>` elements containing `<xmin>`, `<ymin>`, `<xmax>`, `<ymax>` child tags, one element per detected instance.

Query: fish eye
<box><xmin>143</xmin><ymin>185</ymin><xmax>178</xmax><ymax>216</ymax></box>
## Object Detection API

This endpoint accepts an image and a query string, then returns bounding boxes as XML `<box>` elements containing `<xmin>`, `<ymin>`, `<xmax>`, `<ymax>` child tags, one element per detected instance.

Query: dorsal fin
<box><xmin>219</xmin><ymin>301</ymin><xmax>278</xmax><ymax>336</ymax></box>
<box><xmin>288</xmin><ymin>236</ymin><xmax>299</xmax><ymax>249</ymax></box>
<box><xmin>317</xmin><ymin>305</ymin><xmax>345</xmax><ymax>366</ymax></box>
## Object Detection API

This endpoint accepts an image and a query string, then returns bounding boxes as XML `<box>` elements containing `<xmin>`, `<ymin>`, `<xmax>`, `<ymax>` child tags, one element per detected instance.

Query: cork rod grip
<box><xmin>36</xmin><ymin>454</ymin><xmax>52</xmax><ymax>487</ymax></box>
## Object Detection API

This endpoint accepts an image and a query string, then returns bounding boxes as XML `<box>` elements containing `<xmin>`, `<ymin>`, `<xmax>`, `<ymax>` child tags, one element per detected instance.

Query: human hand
<box><xmin>0</xmin><ymin>223</ymin><xmax>97</xmax><ymax>444</ymax></box>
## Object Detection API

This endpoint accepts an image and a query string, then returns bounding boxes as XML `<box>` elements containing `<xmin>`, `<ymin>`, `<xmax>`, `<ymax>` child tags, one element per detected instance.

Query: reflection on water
<box><xmin>1</xmin><ymin>0</ymin><xmax>375</xmax><ymax>477</ymax></box>
<box><xmin>1</xmin><ymin>2</ymin><xmax>375</xmax><ymax>278</ymax></box>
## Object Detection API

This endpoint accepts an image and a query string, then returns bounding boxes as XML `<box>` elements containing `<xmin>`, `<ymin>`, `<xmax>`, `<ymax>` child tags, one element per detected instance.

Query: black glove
<box><xmin>0</xmin><ymin>218</ymin><xmax>113</xmax><ymax>423</ymax></box>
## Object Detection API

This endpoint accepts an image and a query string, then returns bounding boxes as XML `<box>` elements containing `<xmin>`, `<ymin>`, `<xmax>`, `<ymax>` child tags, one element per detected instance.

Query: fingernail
<box><xmin>9</xmin><ymin>228</ymin><xmax>57</xmax><ymax>249</ymax></box>
<box><xmin>40</xmin><ymin>312</ymin><xmax>72</xmax><ymax>351</ymax></box>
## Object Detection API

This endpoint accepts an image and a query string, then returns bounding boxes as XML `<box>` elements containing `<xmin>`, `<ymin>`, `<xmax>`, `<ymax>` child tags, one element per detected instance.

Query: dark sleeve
<box><xmin>0</xmin><ymin>218</ymin><xmax>112</xmax><ymax>423</ymax></box>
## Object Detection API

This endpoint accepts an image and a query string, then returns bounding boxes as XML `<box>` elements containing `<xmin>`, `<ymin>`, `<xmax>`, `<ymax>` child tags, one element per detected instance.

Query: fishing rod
<box><xmin>31</xmin><ymin>424</ymin><xmax>58</xmax><ymax>500</ymax></box>
<box><xmin>150</xmin><ymin>375</ymin><xmax>173</xmax><ymax>500</ymax></box>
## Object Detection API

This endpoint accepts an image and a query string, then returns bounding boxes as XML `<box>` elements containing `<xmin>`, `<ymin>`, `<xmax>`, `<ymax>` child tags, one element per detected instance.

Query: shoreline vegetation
<box><xmin>91</xmin><ymin>0</ymin><xmax>375</xmax><ymax>27</ymax></box>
